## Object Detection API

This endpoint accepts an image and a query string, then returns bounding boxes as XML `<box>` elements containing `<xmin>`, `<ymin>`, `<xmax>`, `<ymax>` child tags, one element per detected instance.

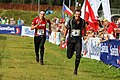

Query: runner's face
<box><xmin>39</xmin><ymin>11</ymin><xmax>45</xmax><ymax>19</ymax></box>
<box><xmin>74</xmin><ymin>11</ymin><xmax>81</xmax><ymax>20</ymax></box>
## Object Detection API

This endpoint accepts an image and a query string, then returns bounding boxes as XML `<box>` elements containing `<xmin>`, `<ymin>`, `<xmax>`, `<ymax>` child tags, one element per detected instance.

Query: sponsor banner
<box><xmin>88</xmin><ymin>37</ymin><xmax>101</xmax><ymax>60</ymax></box>
<box><xmin>55</xmin><ymin>32</ymin><xmax>61</xmax><ymax>46</ymax></box>
<box><xmin>80</xmin><ymin>37</ymin><xmax>101</xmax><ymax>60</ymax></box>
<box><xmin>21</xmin><ymin>26</ymin><xmax>49</xmax><ymax>39</ymax></box>
<box><xmin>46</xmin><ymin>28</ymin><xmax>49</xmax><ymax>40</ymax></box>
<box><xmin>82</xmin><ymin>38</ymin><xmax>90</xmax><ymax>58</ymax></box>
<box><xmin>21</xmin><ymin>26</ymin><xmax>35</xmax><ymax>37</ymax></box>
<box><xmin>49</xmin><ymin>31</ymin><xmax>56</xmax><ymax>44</ymax></box>
<box><xmin>0</xmin><ymin>24</ymin><xmax>22</xmax><ymax>35</ymax></box>
<box><xmin>49</xmin><ymin>31</ymin><xmax>61</xmax><ymax>45</ymax></box>
<box><xmin>100</xmin><ymin>39</ymin><xmax>120</xmax><ymax>68</ymax></box>
<box><xmin>100</xmin><ymin>40</ymin><xmax>111</xmax><ymax>64</ymax></box>
<box><xmin>15</xmin><ymin>26</ymin><xmax>22</xmax><ymax>35</ymax></box>
<box><xmin>0</xmin><ymin>24</ymin><xmax>15</xmax><ymax>34</ymax></box>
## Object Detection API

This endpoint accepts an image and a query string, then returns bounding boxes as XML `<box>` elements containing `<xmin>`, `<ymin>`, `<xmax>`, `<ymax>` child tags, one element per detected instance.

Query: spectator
<box><xmin>1</xmin><ymin>17</ymin><xmax>6</xmax><ymax>24</ymax></box>
<box><xmin>103</xmin><ymin>19</ymin><xmax>116</xmax><ymax>38</ymax></box>
<box><xmin>10</xmin><ymin>17</ymin><xmax>16</xmax><ymax>25</ymax></box>
<box><xmin>5</xmin><ymin>17</ymin><xmax>9</xmax><ymax>25</ymax></box>
<box><xmin>117</xmin><ymin>17</ymin><xmax>120</xmax><ymax>28</ymax></box>
<box><xmin>45</xmin><ymin>7</ymin><xmax>53</xmax><ymax>15</ymax></box>
<box><xmin>56</xmin><ymin>27</ymin><xmax>61</xmax><ymax>46</ymax></box>
<box><xmin>17</xmin><ymin>17</ymin><xmax>22</xmax><ymax>26</ymax></box>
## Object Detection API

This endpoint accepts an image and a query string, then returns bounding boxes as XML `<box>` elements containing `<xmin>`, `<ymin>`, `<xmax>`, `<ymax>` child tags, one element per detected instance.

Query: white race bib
<box><xmin>71</xmin><ymin>29</ymin><xmax>80</xmax><ymax>36</ymax></box>
<box><xmin>37</xmin><ymin>29</ymin><xmax>44</xmax><ymax>35</ymax></box>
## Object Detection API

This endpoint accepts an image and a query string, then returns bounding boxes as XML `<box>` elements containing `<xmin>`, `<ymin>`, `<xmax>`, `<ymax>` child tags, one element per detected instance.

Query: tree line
<box><xmin>0</xmin><ymin>0</ymin><xmax>120</xmax><ymax>8</ymax></box>
<box><xmin>0</xmin><ymin>0</ymin><xmax>76</xmax><ymax>6</ymax></box>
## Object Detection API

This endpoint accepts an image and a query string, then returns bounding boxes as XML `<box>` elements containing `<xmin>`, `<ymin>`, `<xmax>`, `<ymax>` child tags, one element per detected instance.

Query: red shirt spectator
<box><xmin>110</xmin><ymin>22</ymin><xmax>118</xmax><ymax>28</ymax></box>
<box><xmin>107</xmin><ymin>24</ymin><xmax>114</xmax><ymax>34</ymax></box>
<box><xmin>104</xmin><ymin>20</ymin><xmax>116</xmax><ymax>36</ymax></box>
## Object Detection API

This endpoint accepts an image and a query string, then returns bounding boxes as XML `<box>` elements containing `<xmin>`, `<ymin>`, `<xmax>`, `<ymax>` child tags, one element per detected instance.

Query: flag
<box><xmin>61</xmin><ymin>14</ymin><xmax>65</xmax><ymax>23</ymax></box>
<box><xmin>88</xmin><ymin>0</ymin><xmax>101</xmax><ymax>17</ymax></box>
<box><xmin>81</xmin><ymin>0</ymin><xmax>99</xmax><ymax>32</ymax></box>
<box><xmin>101</xmin><ymin>0</ymin><xmax>111</xmax><ymax>22</ymax></box>
<box><xmin>62</xmin><ymin>3</ymin><xmax>73</xmax><ymax>16</ymax></box>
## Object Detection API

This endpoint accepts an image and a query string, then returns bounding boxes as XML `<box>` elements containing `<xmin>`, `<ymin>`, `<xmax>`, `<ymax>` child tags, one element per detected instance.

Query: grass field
<box><xmin>0</xmin><ymin>34</ymin><xmax>120</xmax><ymax>80</ymax></box>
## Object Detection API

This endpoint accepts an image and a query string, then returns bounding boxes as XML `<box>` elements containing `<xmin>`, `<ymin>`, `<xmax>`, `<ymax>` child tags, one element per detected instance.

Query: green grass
<box><xmin>0</xmin><ymin>34</ymin><xmax>120</xmax><ymax>80</ymax></box>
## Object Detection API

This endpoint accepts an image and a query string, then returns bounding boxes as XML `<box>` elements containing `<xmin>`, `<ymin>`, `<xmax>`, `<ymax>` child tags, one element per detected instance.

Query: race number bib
<box><xmin>71</xmin><ymin>29</ymin><xmax>80</xmax><ymax>36</ymax></box>
<box><xmin>37</xmin><ymin>29</ymin><xmax>44</xmax><ymax>35</ymax></box>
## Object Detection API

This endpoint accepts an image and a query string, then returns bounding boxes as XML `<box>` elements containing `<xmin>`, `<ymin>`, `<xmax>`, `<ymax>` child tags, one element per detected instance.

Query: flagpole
<box><xmin>38</xmin><ymin>0</ymin><xmax>40</xmax><ymax>14</ymax></box>
<box><xmin>75</xmin><ymin>0</ymin><xmax>77</xmax><ymax>10</ymax></box>
<box><xmin>68</xmin><ymin>0</ymin><xmax>71</xmax><ymax>18</ymax></box>
<box><xmin>69</xmin><ymin>0</ymin><xmax>71</xmax><ymax>8</ymax></box>
<box><xmin>84</xmin><ymin>0</ymin><xmax>86</xmax><ymax>19</ymax></box>
<box><xmin>62</xmin><ymin>0</ymin><xmax>65</xmax><ymax>19</ymax></box>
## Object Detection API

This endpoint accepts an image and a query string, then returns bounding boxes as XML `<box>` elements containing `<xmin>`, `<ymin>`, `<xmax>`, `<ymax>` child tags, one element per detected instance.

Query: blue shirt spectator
<box><xmin>17</xmin><ymin>17</ymin><xmax>22</xmax><ymax>26</ymax></box>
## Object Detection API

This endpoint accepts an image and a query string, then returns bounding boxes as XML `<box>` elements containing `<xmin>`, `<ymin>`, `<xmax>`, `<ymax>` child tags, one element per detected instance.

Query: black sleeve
<box><xmin>81</xmin><ymin>19</ymin><xmax>86</xmax><ymax>30</ymax></box>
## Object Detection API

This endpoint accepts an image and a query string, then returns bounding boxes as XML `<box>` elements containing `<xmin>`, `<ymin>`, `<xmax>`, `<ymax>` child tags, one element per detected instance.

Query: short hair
<box><xmin>39</xmin><ymin>10</ymin><xmax>46</xmax><ymax>14</ymax></box>
<box><xmin>74</xmin><ymin>9</ymin><xmax>81</xmax><ymax>13</ymax></box>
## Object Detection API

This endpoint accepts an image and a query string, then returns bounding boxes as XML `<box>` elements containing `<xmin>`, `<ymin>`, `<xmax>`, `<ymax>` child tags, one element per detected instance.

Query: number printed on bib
<box><xmin>71</xmin><ymin>29</ymin><xmax>80</xmax><ymax>36</ymax></box>
<box><xmin>37</xmin><ymin>29</ymin><xmax>44</xmax><ymax>35</ymax></box>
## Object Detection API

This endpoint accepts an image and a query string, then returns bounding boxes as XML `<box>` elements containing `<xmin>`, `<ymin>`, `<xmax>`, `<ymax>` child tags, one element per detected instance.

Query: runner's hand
<box><xmin>48</xmin><ymin>30</ymin><xmax>52</xmax><ymax>35</ymax></box>
<box><xmin>34</xmin><ymin>24</ymin><xmax>39</xmax><ymax>28</ymax></box>
<box><xmin>61</xmin><ymin>37</ymin><xmax>65</xmax><ymax>41</ymax></box>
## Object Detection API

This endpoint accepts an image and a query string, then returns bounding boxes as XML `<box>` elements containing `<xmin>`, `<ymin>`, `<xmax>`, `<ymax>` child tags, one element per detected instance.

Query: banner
<box><xmin>82</xmin><ymin>37</ymin><xmax>101</xmax><ymax>60</ymax></box>
<box><xmin>15</xmin><ymin>26</ymin><xmax>22</xmax><ymax>35</ymax></box>
<box><xmin>0</xmin><ymin>24</ymin><xmax>22</xmax><ymax>35</ymax></box>
<box><xmin>100</xmin><ymin>39</ymin><xmax>120</xmax><ymax>68</ymax></box>
<box><xmin>82</xmin><ymin>38</ymin><xmax>90</xmax><ymax>58</ymax></box>
<box><xmin>88</xmin><ymin>37</ymin><xmax>101</xmax><ymax>60</ymax></box>
<box><xmin>21</xmin><ymin>26</ymin><xmax>35</xmax><ymax>37</ymax></box>
<box><xmin>46</xmin><ymin>28</ymin><xmax>49</xmax><ymax>40</ymax></box>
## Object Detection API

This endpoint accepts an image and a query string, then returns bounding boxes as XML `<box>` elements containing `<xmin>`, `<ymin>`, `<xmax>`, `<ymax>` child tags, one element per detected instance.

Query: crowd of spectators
<box><xmin>50</xmin><ymin>16</ymin><xmax>120</xmax><ymax>46</ymax></box>
<box><xmin>0</xmin><ymin>16</ymin><xmax>24</xmax><ymax>26</ymax></box>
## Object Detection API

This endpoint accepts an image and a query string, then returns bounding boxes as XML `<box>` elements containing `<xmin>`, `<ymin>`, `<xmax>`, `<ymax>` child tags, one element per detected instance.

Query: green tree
<box><xmin>41</xmin><ymin>0</ymin><xmax>48</xmax><ymax>5</ymax></box>
<box><xmin>0</xmin><ymin>0</ymin><xmax>12</xmax><ymax>3</ymax></box>
<box><xmin>24</xmin><ymin>0</ymin><xmax>32</xmax><ymax>4</ymax></box>
<box><xmin>13</xmin><ymin>0</ymin><xmax>32</xmax><ymax>4</ymax></box>
<box><xmin>0</xmin><ymin>0</ymin><xmax>120</xmax><ymax>9</ymax></box>
<box><xmin>110</xmin><ymin>0</ymin><xmax>120</xmax><ymax>8</ymax></box>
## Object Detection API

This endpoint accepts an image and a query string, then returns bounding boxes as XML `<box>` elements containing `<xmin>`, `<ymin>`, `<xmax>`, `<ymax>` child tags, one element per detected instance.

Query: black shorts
<box><xmin>67</xmin><ymin>37</ymin><xmax>82</xmax><ymax>59</ymax></box>
<box><xmin>34</xmin><ymin>35</ymin><xmax>46</xmax><ymax>53</ymax></box>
